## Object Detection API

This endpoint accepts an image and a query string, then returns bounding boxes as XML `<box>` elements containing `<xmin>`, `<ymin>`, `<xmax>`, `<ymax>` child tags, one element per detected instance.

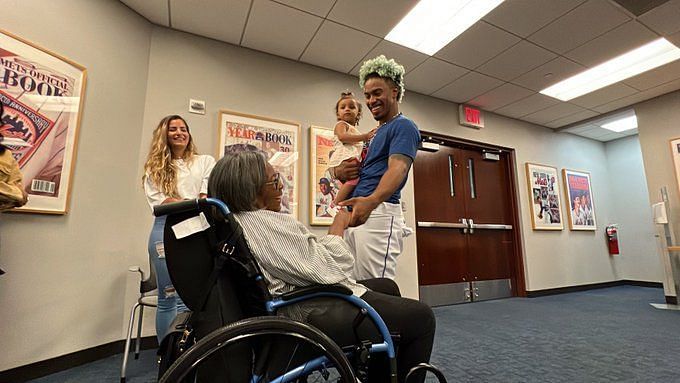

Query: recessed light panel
<box><xmin>540</xmin><ymin>38</ymin><xmax>680</xmax><ymax>101</ymax></box>
<box><xmin>385</xmin><ymin>0</ymin><xmax>505</xmax><ymax>56</ymax></box>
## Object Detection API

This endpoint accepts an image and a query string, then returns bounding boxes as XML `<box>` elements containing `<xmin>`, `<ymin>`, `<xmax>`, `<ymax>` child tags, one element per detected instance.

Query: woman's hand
<box><xmin>328</xmin><ymin>208</ymin><xmax>351</xmax><ymax>236</ymax></box>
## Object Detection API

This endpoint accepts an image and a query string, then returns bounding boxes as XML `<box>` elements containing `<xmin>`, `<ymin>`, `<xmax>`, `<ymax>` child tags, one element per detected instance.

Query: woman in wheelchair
<box><xmin>206</xmin><ymin>144</ymin><xmax>436</xmax><ymax>383</ymax></box>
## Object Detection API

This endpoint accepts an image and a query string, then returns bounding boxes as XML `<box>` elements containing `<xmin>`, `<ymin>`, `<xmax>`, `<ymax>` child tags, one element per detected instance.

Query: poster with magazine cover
<box><xmin>0</xmin><ymin>29</ymin><xmax>86</xmax><ymax>214</ymax></box>
<box><xmin>309</xmin><ymin>125</ymin><xmax>342</xmax><ymax>226</ymax></box>
<box><xmin>218</xmin><ymin>110</ymin><xmax>300</xmax><ymax>219</ymax></box>
<box><xmin>525</xmin><ymin>163</ymin><xmax>563</xmax><ymax>230</ymax></box>
<box><xmin>671</xmin><ymin>137</ymin><xmax>680</xmax><ymax>197</ymax></box>
<box><xmin>563</xmin><ymin>169</ymin><xmax>597</xmax><ymax>231</ymax></box>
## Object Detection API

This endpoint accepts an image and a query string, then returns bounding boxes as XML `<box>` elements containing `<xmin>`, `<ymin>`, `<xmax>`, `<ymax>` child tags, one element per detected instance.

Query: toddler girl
<box><xmin>328</xmin><ymin>91</ymin><xmax>376</xmax><ymax>206</ymax></box>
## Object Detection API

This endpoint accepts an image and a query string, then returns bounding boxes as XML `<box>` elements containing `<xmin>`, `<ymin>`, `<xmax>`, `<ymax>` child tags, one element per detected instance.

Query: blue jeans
<box><xmin>149</xmin><ymin>216</ymin><xmax>188</xmax><ymax>342</ymax></box>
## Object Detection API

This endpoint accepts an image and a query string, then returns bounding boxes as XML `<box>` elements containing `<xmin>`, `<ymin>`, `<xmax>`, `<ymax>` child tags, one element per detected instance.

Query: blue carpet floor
<box><xmin>29</xmin><ymin>286</ymin><xmax>680</xmax><ymax>382</ymax></box>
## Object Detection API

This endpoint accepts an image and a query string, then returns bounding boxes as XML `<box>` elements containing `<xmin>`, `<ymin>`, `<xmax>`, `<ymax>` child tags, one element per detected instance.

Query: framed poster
<box><xmin>525</xmin><ymin>163</ymin><xmax>563</xmax><ymax>230</ymax></box>
<box><xmin>563</xmin><ymin>169</ymin><xmax>597</xmax><ymax>231</ymax></box>
<box><xmin>218</xmin><ymin>110</ymin><xmax>300</xmax><ymax>219</ymax></box>
<box><xmin>309</xmin><ymin>126</ymin><xmax>342</xmax><ymax>226</ymax></box>
<box><xmin>1</xmin><ymin>29</ymin><xmax>87</xmax><ymax>214</ymax></box>
<box><xmin>671</xmin><ymin>137</ymin><xmax>680</xmax><ymax>196</ymax></box>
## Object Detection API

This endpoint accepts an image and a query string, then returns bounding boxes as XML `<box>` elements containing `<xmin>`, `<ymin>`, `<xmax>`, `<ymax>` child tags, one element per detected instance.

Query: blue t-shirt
<box><xmin>352</xmin><ymin>114</ymin><xmax>421</xmax><ymax>204</ymax></box>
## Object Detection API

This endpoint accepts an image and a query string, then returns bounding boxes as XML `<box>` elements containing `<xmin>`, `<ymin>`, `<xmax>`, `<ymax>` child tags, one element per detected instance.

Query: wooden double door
<box><xmin>414</xmin><ymin>137</ymin><xmax>523</xmax><ymax>306</ymax></box>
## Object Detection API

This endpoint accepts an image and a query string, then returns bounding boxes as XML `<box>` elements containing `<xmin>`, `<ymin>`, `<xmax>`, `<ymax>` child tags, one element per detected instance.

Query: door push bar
<box><xmin>417</xmin><ymin>220</ymin><xmax>512</xmax><ymax>234</ymax></box>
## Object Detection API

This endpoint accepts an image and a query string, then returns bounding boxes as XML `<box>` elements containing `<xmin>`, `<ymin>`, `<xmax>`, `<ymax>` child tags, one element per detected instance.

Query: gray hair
<box><xmin>208</xmin><ymin>144</ymin><xmax>268</xmax><ymax>213</ymax></box>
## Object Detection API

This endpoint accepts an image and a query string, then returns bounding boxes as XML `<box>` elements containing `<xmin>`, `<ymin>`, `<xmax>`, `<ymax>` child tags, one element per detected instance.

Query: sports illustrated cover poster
<box><xmin>309</xmin><ymin>126</ymin><xmax>342</xmax><ymax>225</ymax></box>
<box><xmin>0</xmin><ymin>30</ymin><xmax>86</xmax><ymax>214</ymax></box>
<box><xmin>563</xmin><ymin>169</ymin><xmax>596</xmax><ymax>231</ymax></box>
<box><xmin>218</xmin><ymin>110</ymin><xmax>300</xmax><ymax>219</ymax></box>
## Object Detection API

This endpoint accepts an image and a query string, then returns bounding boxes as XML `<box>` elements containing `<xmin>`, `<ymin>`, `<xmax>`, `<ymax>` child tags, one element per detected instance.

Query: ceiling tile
<box><xmin>301</xmin><ymin>21</ymin><xmax>380</xmax><ymax>73</ymax></box>
<box><xmin>580</xmin><ymin>127</ymin><xmax>615</xmax><ymax>138</ymax></box>
<box><xmin>565</xmin><ymin>21</ymin><xmax>659</xmax><ymax>67</ymax></box>
<box><xmin>528</xmin><ymin>0</ymin><xmax>631</xmax><ymax>54</ymax></box>
<box><xmin>242</xmin><ymin>0</ymin><xmax>323</xmax><ymax>60</ymax></box>
<box><xmin>405</xmin><ymin>58</ymin><xmax>469</xmax><ymax>95</ymax></box>
<box><xmin>434</xmin><ymin>21</ymin><xmax>520</xmax><ymax>70</ymax></box>
<box><xmin>638</xmin><ymin>0</ymin><xmax>680</xmax><ymax>36</ymax></box>
<box><xmin>635</xmin><ymin>77</ymin><xmax>680</xmax><ymax>99</ymax></box>
<box><xmin>668</xmin><ymin>29</ymin><xmax>680</xmax><ymax>47</ymax></box>
<box><xmin>171</xmin><ymin>0</ymin><xmax>251</xmax><ymax>45</ymax></box>
<box><xmin>562</xmin><ymin>124</ymin><xmax>600</xmax><ymax>134</ymax></box>
<box><xmin>513</xmin><ymin>57</ymin><xmax>586</xmax><ymax>91</ymax></box>
<box><xmin>597</xmin><ymin>132</ymin><xmax>625</xmax><ymax>141</ymax></box>
<box><xmin>468</xmin><ymin>83</ymin><xmax>535</xmax><ymax>111</ymax></box>
<box><xmin>122</xmin><ymin>0</ymin><xmax>169</xmax><ymax>26</ymax></box>
<box><xmin>273</xmin><ymin>0</ymin><xmax>336</xmax><ymax>17</ymax></box>
<box><xmin>494</xmin><ymin>93</ymin><xmax>560</xmax><ymax>119</ymax></box>
<box><xmin>623</xmin><ymin>59</ymin><xmax>680</xmax><ymax>91</ymax></box>
<box><xmin>349</xmin><ymin>40</ymin><xmax>428</xmax><ymax>76</ymax></box>
<box><xmin>476</xmin><ymin>41</ymin><xmax>556</xmax><ymax>81</ymax></box>
<box><xmin>327</xmin><ymin>0</ymin><xmax>418</xmax><ymax>37</ymax></box>
<box><xmin>484</xmin><ymin>0</ymin><xmax>585</xmax><ymax>38</ymax></box>
<box><xmin>569</xmin><ymin>83</ymin><xmax>639</xmax><ymax>108</ymax></box>
<box><xmin>431</xmin><ymin>72</ymin><xmax>504</xmax><ymax>104</ymax></box>
<box><xmin>544</xmin><ymin>109</ymin><xmax>599</xmax><ymax>128</ymax></box>
<box><xmin>522</xmin><ymin>103</ymin><xmax>588</xmax><ymax>125</ymax></box>
<box><xmin>592</xmin><ymin>91</ymin><xmax>652</xmax><ymax>113</ymax></box>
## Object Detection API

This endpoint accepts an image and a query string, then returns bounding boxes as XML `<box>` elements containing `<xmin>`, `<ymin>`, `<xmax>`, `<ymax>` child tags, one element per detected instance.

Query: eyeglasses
<box><xmin>264</xmin><ymin>172</ymin><xmax>283</xmax><ymax>190</ymax></box>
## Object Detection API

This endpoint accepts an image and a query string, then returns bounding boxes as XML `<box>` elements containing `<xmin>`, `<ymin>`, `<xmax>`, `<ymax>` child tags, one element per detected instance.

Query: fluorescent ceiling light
<box><xmin>385</xmin><ymin>0</ymin><xmax>505</xmax><ymax>56</ymax></box>
<box><xmin>601</xmin><ymin>114</ymin><xmax>637</xmax><ymax>133</ymax></box>
<box><xmin>541</xmin><ymin>38</ymin><xmax>680</xmax><ymax>101</ymax></box>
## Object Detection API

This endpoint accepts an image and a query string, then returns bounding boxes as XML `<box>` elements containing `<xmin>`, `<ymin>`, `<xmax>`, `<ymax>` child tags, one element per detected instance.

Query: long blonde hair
<box><xmin>142</xmin><ymin>115</ymin><xmax>198</xmax><ymax>197</ymax></box>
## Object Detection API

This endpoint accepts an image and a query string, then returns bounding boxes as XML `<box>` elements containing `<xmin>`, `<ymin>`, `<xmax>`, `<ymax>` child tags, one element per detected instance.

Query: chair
<box><xmin>120</xmin><ymin>261</ymin><xmax>158</xmax><ymax>383</ymax></box>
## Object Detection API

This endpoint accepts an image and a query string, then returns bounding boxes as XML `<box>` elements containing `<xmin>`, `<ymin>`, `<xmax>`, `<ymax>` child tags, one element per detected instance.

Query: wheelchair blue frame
<box><xmin>158</xmin><ymin>198</ymin><xmax>397</xmax><ymax>383</ymax></box>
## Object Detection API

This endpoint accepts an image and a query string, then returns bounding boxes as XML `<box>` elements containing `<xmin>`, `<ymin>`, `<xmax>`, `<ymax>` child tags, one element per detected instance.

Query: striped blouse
<box><xmin>234</xmin><ymin>209</ymin><xmax>368</xmax><ymax>301</ymax></box>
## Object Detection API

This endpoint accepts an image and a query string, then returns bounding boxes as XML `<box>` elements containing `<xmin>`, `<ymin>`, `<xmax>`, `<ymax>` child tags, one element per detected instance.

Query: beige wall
<box><xmin>142</xmin><ymin>28</ymin><xmax>627</xmax><ymax>295</ymax></box>
<box><xmin>636</xmin><ymin>90</ymin><xmax>680</xmax><ymax>296</ymax></box>
<box><xmin>0</xmin><ymin>1</ymin><xmax>670</xmax><ymax>370</ymax></box>
<box><xmin>605</xmin><ymin>136</ymin><xmax>662</xmax><ymax>282</ymax></box>
<box><xmin>0</xmin><ymin>0</ymin><xmax>152</xmax><ymax>371</ymax></box>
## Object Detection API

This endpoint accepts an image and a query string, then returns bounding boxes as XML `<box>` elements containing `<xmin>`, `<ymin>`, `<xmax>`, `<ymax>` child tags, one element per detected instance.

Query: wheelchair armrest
<box><xmin>280</xmin><ymin>285</ymin><xmax>352</xmax><ymax>301</ymax></box>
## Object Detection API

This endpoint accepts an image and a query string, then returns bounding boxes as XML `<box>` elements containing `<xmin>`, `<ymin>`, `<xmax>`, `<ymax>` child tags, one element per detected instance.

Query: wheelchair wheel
<box><xmin>159</xmin><ymin>316</ymin><xmax>356</xmax><ymax>383</ymax></box>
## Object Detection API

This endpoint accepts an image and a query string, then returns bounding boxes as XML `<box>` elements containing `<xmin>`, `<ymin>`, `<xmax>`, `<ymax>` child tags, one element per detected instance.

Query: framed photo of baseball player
<box><xmin>671</xmin><ymin>137</ymin><xmax>680</xmax><ymax>197</ymax></box>
<box><xmin>309</xmin><ymin>125</ymin><xmax>341</xmax><ymax>226</ymax></box>
<box><xmin>526</xmin><ymin>162</ymin><xmax>563</xmax><ymax>230</ymax></box>
<box><xmin>0</xmin><ymin>29</ymin><xmax>87</xmax><ymax>214</ymax></box>
<box><xmin>563</xmin><ymin>169</ymin><xmax>597</xmax><ymax>231</ymax></box>
<box><xmin>218</xmin><ymin>109</ymin><xmax>300</xmax><ymax>219</ymax></box>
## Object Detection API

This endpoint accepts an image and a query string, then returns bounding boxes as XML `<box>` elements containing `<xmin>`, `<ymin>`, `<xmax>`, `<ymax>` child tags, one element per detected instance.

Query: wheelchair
<box><xmin>154</xmin><ymin>198</ymin><xmax>447</xmax><ymax>383</ymax></box>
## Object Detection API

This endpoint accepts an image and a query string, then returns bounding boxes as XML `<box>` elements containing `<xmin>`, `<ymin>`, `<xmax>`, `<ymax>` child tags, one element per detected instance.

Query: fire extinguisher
<box><xmin>606</xmin><ymin>224</ymin><xmax>619</xmax><ymax>255</ymax></box>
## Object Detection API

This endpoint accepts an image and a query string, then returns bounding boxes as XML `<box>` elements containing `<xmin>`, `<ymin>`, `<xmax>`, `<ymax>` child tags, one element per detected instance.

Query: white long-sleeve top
<box><xmin>234</xmin><ymin>209</ymin><xmax>367</xmax><ymax>299</ymax></box>
<box><xmin>143</xmin><ymin>154</ymin><xmax>215</xmax><ymax>212</ymax></box>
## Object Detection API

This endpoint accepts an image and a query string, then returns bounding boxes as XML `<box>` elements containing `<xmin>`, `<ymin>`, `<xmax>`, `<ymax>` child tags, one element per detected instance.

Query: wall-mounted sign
<box><xmin>459</xmin><ymin>104</ymin><xmax>484</xmax><ymax>129</ymax></box>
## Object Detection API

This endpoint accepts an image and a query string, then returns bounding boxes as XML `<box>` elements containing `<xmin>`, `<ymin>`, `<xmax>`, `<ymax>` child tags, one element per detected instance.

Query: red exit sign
<box><xmin>459</xmin><ymin>104</ymin><xmax>484</xmax><ymax>129</ymax></box>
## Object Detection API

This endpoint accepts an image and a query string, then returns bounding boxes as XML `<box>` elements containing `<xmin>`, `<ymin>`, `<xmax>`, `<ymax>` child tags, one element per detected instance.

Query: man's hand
<box><xmin>339</xmin><ymin>196</ymin><xmax>380</xmax><ymax>227</ymax></box>
<box><xmin>333</xmin><ymin>158</ymin><xmax>360</xmax><ymax>182</ymax></box>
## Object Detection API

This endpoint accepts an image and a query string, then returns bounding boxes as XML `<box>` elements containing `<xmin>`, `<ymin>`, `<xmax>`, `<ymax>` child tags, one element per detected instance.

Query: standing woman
<box><xmin>142</xmin><ymin>115</ymin><xmax>215</xmax><ymax>341</ymax></box>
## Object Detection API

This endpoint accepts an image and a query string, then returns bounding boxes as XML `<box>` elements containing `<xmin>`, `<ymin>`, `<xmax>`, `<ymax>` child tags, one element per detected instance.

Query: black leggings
<box><xmin>305</xmin><ymin>279</ymin><xmax>435</xmax><ymax>383</ymax></box>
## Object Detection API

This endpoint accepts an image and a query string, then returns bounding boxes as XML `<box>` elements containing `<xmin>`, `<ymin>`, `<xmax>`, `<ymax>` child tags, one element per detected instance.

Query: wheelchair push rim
<box><xmin>159</xmin><ymin>316</ymin><xmax>356</xmax><ymax>383</ymax></box>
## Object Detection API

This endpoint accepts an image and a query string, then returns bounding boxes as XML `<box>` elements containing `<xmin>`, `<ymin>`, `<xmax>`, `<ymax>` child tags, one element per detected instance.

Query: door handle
<box><xmin>448</xmin><ymin>155</ymin><xmax>455</xmax><ymax>197</ymax></box>
<box><xmin>469</xmin><ymin>223</ymin><xmax>513</xmax><ymax>230</ymax></box>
